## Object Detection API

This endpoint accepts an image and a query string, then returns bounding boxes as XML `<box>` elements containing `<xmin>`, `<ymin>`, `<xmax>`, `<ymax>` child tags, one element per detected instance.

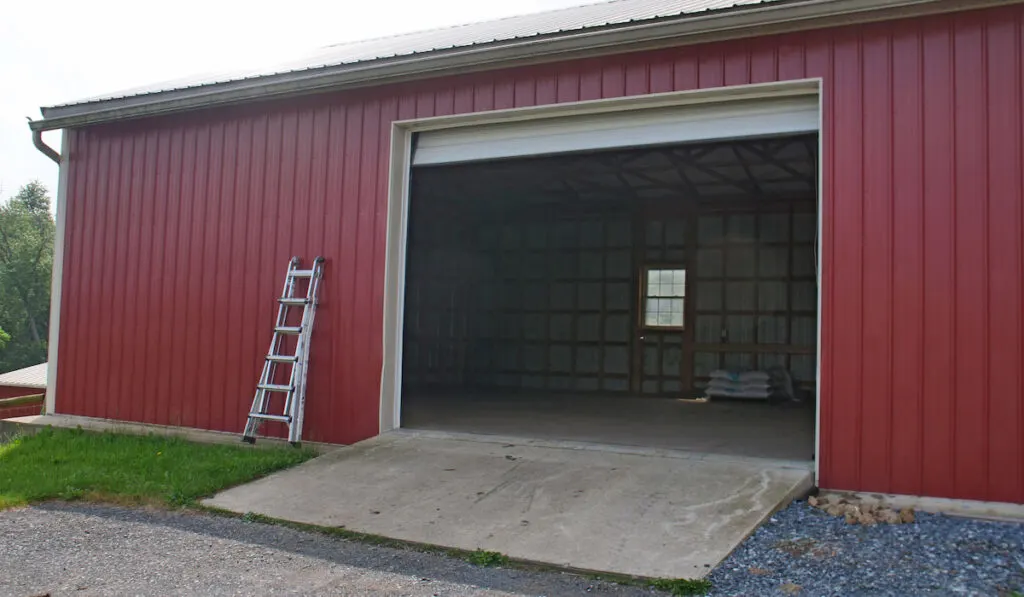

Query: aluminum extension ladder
<box><xmin>242</xmin><ymin>256</ymin><xmax>324</xmax><ymax>445</ymax></box>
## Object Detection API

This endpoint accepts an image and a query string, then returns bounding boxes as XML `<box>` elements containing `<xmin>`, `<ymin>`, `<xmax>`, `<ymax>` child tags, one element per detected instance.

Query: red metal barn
<box><xmin>30</xmin><ymin>0</ymin><xmax>1024</xmax><ymax>505</ymax></box>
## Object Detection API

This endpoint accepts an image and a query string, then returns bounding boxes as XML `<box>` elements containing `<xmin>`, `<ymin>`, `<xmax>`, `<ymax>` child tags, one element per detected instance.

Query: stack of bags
<box><xmin>705</xmin><ymin>369</ymin><xmax>773</xmax><ymax>400</ymax></box>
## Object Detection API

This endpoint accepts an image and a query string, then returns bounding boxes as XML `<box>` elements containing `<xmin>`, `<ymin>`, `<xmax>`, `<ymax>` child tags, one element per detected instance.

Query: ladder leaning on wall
<box><xmin>242</xmin><ymin>256</ymin><xmax>324</xmax><ymax>445</ymax></box>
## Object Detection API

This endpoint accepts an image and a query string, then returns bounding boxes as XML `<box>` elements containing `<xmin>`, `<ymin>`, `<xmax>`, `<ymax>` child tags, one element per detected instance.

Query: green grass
<box><xmin>0</xmin><ymin>427</ymin><xmax>316</xmax><ymax>509</ymax></box>
<box><xmin>651</xmin><ymin>578</ymin><xmax>713</xmax><ymax>596</ymax></box>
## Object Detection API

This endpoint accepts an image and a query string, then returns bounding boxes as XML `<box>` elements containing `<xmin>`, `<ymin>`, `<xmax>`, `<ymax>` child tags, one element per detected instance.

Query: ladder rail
<box><xmin>246</xmin><ymin>257</ymin><xmax>298</xmax><ymax>429</ymax></box>
<box><xmin>288</xmin><ymin>256</ymin><xmax>324</xmax><ymax>443</ymax></box>
<box><xmin>281</xmin><ymin>260</ymin><xmax>310</xmax><ymax>437</ymax></box>
<box><xmin>256</xmin><ymin>257</ymin><xmax>299</xmax><ymax>395</ymax></box>
<box><xmin>266</xmin><ymin>257</ymin><xmax>301</xmax><ymax>390</ymax></box>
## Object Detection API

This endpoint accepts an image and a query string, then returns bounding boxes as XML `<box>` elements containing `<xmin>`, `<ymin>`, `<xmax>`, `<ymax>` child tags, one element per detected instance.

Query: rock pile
<box><xmin>808</xmin><ymin>495</ymin><xmax>915</xmax><ymax>525</ymax></box>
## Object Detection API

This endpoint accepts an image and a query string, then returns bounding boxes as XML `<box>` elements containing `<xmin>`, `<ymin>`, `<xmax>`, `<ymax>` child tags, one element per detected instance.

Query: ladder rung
<box><xmin>266</xmin><ymin>354</ymin><xmax>298</xmax><ymax>363</ymax></box>
<box><xmin>275</xmin><ymin>326</ymin><xmax>302</xmax><ymax>335</ymax></box>
<box><xmin>289</xmin><ymin>269</ymin><xmax>315</xmax><ymax>278</ymax></box>
<box><xmin>279</xmin><ymin>297</ymin><xmax>309</xmax><ymax>306</ymax></box>
<box><xmin>249</xmin><ymin>413</ymin><xmax>291</xmax><ymax>423</ymax></box>
<box><xmin>257</xmin><ymin>383</ymin><xmax>293</xmax><ymax>393</ymax></box>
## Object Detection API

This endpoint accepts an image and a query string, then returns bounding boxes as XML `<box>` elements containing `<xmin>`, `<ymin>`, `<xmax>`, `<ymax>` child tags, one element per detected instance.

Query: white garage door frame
<box><xmin>380</xmin><ymin>78</ymin><xmax>824</xmax><ymax>476</ymax></box>
<box><xmin>412</xmin><ymin>95</ymin><xmax>819</xmax><ymax>166</ymax></box>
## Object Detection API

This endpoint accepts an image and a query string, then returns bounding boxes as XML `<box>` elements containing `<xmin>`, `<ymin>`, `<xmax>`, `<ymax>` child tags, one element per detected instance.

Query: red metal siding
<box><xmin>0</xmin><ymin>387</ymin><xmax>44</xmax><ymax>420</ymax></box>
<box><xmin>0</xmin><ymin>405</ymin><xmax>43</xmax><ymax>419</ymax></box>
<box><xmin>56</xmin><ymin>6</ymin><xmax>1024</xmax><ymax>502</ymax></box>
<box><xmin>0</xmin><ymin>386</ymin><xmax>43</xmax><ymax>400</ymax></box>
<box><xmin>0</xmin><ymin>404</ymin><xmax>44</xmax><ymax>420</ymax></box>
<box><xmin>0</xmin><ymin>399</ymin><xmax>44</xmax><ymax>420</ymax></box>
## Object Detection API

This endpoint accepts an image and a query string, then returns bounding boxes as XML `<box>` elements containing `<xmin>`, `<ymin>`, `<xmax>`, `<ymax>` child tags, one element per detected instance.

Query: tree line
<box><xmin>0</xmin><ymin>181</ymin><xmax>54</xmax><ymax>372</ymax></box>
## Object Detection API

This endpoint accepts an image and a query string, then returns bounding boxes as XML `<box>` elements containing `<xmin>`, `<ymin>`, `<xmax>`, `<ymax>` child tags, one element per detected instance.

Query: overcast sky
<box><xmin>1</xmin><ymin>0</ymin><xmax>589</xmax><ymax>204</ymax></box>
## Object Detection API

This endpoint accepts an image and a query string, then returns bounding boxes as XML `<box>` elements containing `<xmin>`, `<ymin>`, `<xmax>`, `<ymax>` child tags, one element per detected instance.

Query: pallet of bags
<box><xmin>705</xmin><ymin>369</ymin><xmax>773</xmax><ymax>400</ymax></box>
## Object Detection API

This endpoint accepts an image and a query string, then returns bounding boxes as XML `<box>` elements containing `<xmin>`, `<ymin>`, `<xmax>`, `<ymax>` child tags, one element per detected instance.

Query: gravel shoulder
<box><xmin>0</xmin><ymin>503</ymin><xmax>667</xmax><ymax>597</ymax></box>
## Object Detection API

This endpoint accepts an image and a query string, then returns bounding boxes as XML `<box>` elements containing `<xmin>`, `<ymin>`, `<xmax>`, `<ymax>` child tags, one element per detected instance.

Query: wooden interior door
<box><xmin>633</xmin><ymin>214</ymin><xmax>693</xmax><ymax>396</ymax></box>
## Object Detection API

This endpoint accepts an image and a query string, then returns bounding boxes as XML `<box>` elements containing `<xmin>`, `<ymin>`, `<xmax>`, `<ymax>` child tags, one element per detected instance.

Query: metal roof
<box><xmin>49</xmin><ymin>0</ymin><xmax>781</xmax><ymax>109</ymax></box>
<box><xmin>0</xmin><ymin>363</ymin><xmax>47</xmax><ymax>389</ymax></box>
<box><xmin>33</xmin><ymin>0</ymin><xmax>974</xmax><ymax>131</ymax></box>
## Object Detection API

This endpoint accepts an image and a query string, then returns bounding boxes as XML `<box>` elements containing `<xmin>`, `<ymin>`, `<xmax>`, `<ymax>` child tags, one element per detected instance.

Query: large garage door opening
<box><xmin>398</xmin><ymin>131</ymin><xmax>819</xmax><ymax>462</ymax></box>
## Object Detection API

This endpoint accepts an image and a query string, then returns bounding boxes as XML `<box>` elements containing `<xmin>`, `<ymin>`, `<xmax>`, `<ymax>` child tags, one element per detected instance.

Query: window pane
<box><xmin>644</xmin><ymin>297</ymin><xmax>684</xmax><ymax>328</ymax></box>
<box><xmin>647</xmin><ymin>269</ymin><xmax>686</xmax><ymax>298</ymax></box>
<box><xmin>647</xmin><ymin>271</ymin><xmax>661</xmax><ymax>296</ymax></box>
<box><xmin>644</xmin><ymin>298</ymin><xmax>660</xmax><ymax>326</ymax></box>
<box><xmin>670</xmin><ymin>300</ymin><xmax>684</xmax><ymax>326</ymax></box>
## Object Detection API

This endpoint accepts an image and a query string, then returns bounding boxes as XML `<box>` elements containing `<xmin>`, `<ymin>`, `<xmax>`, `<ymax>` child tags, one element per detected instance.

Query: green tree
<box><xmin>0</xmin><ymin>181</ymin><xmax>54</xmax><ymax>371</ymax></box>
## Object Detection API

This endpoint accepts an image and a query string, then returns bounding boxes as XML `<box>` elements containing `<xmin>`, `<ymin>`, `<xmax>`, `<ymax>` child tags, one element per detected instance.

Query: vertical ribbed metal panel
<box><xmin>57</xmin><ymin>5</ymin><xmax>1023</xmax><ymax>502</ymax></box>
<box><xmin>0</xmin><ymin>387</ymin><xmax>43</xmax><ymax>400</ymax></box>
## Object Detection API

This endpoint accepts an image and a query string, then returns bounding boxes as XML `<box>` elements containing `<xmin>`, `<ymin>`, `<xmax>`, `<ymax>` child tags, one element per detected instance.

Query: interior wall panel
<box><xmin>403</xmin><ymin>205</ymin><xmax>635</xmax><ymax>394</ymax></box>
<box><xmin>55</xmin><ymin>5</ymin><xmax>1024</xmax><ymax>502</ymax></box>
<box><xmin>691</xmin><ymin>206</ymin><xmax>816</xmax><ymax>388</ymax></box>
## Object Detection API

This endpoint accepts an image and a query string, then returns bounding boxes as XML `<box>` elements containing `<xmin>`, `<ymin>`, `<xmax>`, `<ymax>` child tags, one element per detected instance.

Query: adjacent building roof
<box><xmin>0</xmin><ymin>363</ymin><xmax>48</xmax><ymax>389</ymax></box>
<box><xmin>50</xmin><ymin>0</ymin><xmax>779</xmax><ymax>110</ymax></box>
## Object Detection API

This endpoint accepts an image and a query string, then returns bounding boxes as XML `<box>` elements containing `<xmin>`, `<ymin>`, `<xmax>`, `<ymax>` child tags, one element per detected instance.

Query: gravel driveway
<box><xmin>2</xmin><ymin>501</ymin><xmax>1022</xmax><ymax>596</ymax></box>
<box><xmin>708</xmin><ymin>501</ymin><xmax>1024</xmax><ymax>597</ymax></box>
<box><xmin>0</xmin><ymin>503</ymin><xmax>667</xmax><ymax>597</ymax></box>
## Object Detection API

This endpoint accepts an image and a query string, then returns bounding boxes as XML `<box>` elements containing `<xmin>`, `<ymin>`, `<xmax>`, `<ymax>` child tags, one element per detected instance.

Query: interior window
<box><xmin>643</xmin><ymin>268</ymin><xmax>686</xmax><ymax>328</ymax></box>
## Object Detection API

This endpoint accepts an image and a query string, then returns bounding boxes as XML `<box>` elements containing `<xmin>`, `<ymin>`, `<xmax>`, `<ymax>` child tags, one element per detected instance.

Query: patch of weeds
<box><xmin>467</xmin><ymin>549</ymin><xmax>509</xmax><ymax>567</ymax></box>
<box><xmin>167</xmin><ymin>490</ymin><xmax>194</xmax><ymax>507</ymax></box>
<box><xmin>60</xmin><ymin>486</ymin><xmax>85</xmax><ymax>500</ymax></box>
<box><xmin>650</xmin><ymin>578</ymin><xmax>712</xmax><ymax>596</ymax></box>
<box><xmin>241</xmin><ymin>511</ymin><xmax>261</xmax><ymax>523</ymax></box>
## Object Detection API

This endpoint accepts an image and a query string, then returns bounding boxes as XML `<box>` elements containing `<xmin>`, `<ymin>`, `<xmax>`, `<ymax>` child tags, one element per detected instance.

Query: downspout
<box><xmin>32</xmin><ymin>128</ymin><xmax>60</xmax><ymax>163</ymax></box>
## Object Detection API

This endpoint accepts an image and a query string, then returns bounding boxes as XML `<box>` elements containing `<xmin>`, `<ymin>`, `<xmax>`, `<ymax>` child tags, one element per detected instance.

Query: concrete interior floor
<box><xmin>402</xmin><ymin>392</ymin><xmax>816</xmax><ymax>463</ymax></box>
